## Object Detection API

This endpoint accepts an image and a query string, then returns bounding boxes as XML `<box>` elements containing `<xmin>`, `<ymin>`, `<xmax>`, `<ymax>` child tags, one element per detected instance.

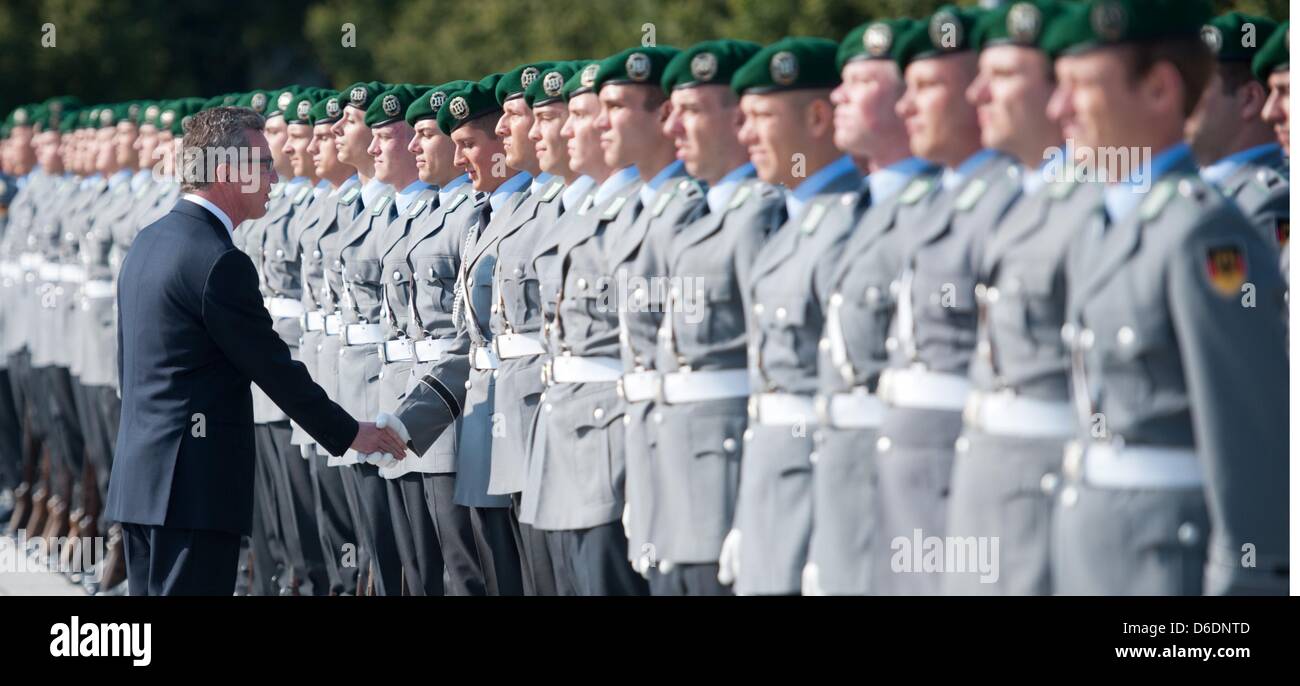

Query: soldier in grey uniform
<box><xmin>1047</xmin><ymin>0</ymin><xmax>1288</xmax><ymax>595</ymax></box>
<box><xmin>380</xmin><ymin>76</ymin><xmax>532</xmax><ymax>595</ymax></box>
<box><xmin>298</xmin><ymin>91</ymin><xmax>365</xmax><ymax>595</ymax></box>
<box><xmin>721</xmin><ymin>37</ymin><xmax>868</xmax><ymax>596</ymax></box>
<box><xmin>871</xmin><ymin>8</ymin><xmax>1022</xmax><ymax>595</ymax></box>
<box><xmin>801</xmin><ymin>19</ymin><xmax>940</xmax><ymax>596</ymax></box>
<box><xmin>648</xmin><ymin>40</ymin><xmax>779</xmax><ymax>596</ymax></box>
<box><xmin>1188</xmin><ymin>12</ymin><xmax>1288</xmax><ymax>253</ymax></box>
<box><xmin>943</xmin><ymin>1</ymin><xmax>1097</xmax><ymax>596</ymax></box>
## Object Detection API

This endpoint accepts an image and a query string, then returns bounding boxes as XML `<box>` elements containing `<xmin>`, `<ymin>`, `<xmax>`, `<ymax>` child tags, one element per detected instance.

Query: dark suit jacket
<box><xmin>106</xmin><ymin>199</ymin><xmax>357</xmax><ymax>535</ymax></box>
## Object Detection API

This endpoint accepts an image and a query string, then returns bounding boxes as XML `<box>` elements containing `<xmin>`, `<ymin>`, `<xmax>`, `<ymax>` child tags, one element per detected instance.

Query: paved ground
<box><xmin>0</xmin><ymin>533</ymin><xmax>92</xmax><ymax>596</ymax></box>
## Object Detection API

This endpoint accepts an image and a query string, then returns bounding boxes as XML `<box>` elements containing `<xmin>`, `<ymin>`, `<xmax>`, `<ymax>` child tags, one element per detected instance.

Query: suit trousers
<box><xmin>123</xmin><ymin>522</ymin><xmax>241</xmax><ymax>595</ymax></box>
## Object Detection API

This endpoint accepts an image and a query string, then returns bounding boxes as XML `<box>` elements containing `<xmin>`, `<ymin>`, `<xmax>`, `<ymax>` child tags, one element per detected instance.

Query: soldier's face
<box><xmin>308</xmin><ymin>123</ymin><xmax>335</xmax><ymax>179</ymax></box>
<box><xmin>135</xmin><ymin>126</ymin><xmax>157</xmax><ymax>171</ymax></box>
<box><xmin>666</xmin><ymin>85</ymin><xmax>743</xmax><ymax>184</ymax></box>
<box><xmin>8</xmin><ymin>127</ymin><xmax>35</xmax><ymax>173</ymax></box>
<box><xmin>332</xmin><ymin>107</ymin><xmax>373</xmax><ymax>169</ymax></box>
<box><xmin>1186</xmin><ymin>70</ymin><xmax>1257</xmax><ymax>163</ymax></box>
<box><xmin>262</xmin><ymin>116</ymin><xmax>292</xmax><ymax>176</ymax></box>
<box><xmin>738</xmin><ymin>93</ymin><xmax>812</xmax><ymax>187</ymax></box>
<box><xmin>285</xmin><ymin>123</ymin><xmax>315</xmax><ymax>179</ymax></box>
<box><xmin>1262</xmin><ymin>70</ymin><xmax>1290</xmax><ymax>155</ymax></box>
<box><xmin>563</xmin><ymin>92</ymin><xmax>605</xmax><ymax>177</ymax></box>
<box><xmin>497</xmin><ymin>97</ymin><xmax>539</xmax><ymax>173</ymax></box>
<box><xmin>367</xmin><ymin>121</ymin><xmax>418</xmax><ymax>187</ymax></box>
<box><xmin>897</xmin><ymin>54</ymin><xmax>981</xmax><ymax>167</ymax></box>
<box><xmin>832</xmin><ymin>59</ymin><xmax>906</xmax><ymax>159</ymax></box>
<box><xmin>409</xmin><ymin>120</ymin><xmax>457</xmax><ymax>186</ymax></box>
<box><xmin>1047</xmin><ymin>50</ymin><xmax>1148</xmax><ymax>154</ymax></box>
<box><xmin>452</xmin><ymin>123</ymin><xmax>509</xmax><ymax>192</ymax></box>
<box><xmin>968</xmin><ymin>45</ymin><xmax>1057</xmax><ymax>165</ymax></box>
<box><xmin>114</xmin><ymin>122</ymin><xmax>139</xmax><ymax>170</ymax></box>
<box><xmin>530</xmin><ymin>102</ymin><xmax>571</xmax><ymax>177</ymax></box>
<box><xmin>597</xmin><ymin>84</ymin><xmax>669</xmax><ymax>170</ymax></box>
<box><xmin>94</xmin><ymin>127</ymin><xmax>116</xmax><ymax>172</ymax></box>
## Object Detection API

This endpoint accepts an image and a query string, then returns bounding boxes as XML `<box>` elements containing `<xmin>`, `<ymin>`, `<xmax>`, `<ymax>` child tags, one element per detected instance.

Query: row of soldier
<box><xmin>0</xmin><ymin>0</ymin><xmax>1290</xmax><ymax>596</ymax></box>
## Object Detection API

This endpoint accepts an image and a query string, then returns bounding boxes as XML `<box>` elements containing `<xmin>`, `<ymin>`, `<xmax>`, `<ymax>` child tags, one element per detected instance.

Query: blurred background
<box><xmin>0</xmin><ymin>0</ymin><xmax>1290</xmax><ymax>111</ymax></box>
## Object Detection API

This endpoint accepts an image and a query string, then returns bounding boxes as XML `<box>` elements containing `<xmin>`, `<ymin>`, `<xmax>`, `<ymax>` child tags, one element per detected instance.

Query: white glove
<box><xmin>717</xmin><ymin>528</ymin><xmax>741</xmax><ymax>587</ymax></box>
<box><xmin>622</xmin><ymin>503</ymin><xmax>631</xmax><ymax>539</ymax></box>
<box><xmin>299</xmin><ymin>444</ymin><xmax>314</xmax><ymax>459</ymax></box>
<box><xmin>801</xmin><ymin>562</ymin><xmax>825</xmax><ymax>596</ymax></box>
<box><xmin>372</xmin><ymin>412</ymin><xmax>411</xmax><ymax>470</ymax></box>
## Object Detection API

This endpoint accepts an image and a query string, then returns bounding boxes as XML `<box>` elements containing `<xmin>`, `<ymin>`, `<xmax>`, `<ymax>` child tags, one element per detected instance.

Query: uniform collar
<box><xmin>866</xmin><ymin>157</ymin><xmax>934</xmax><ymax>203</ymax></box>
<box><xmin>639</xmin><ymin>160</ymin><xmax>686</xmax><ymax>207</ymax></box>
<box><xmin>490</xmin><ymin>171</ymin><xmax>532</xmax><ymax>213</ymax></box>
<box><xmin>941</xmin><ymin>149</ymin><xmax>997</xmax><ymax>191</ymax></box>
<box><xmin>312</xmin><ymin>179</ymin><xmax>331</xmax><ymax>200</ymax></box>
<box><xmin>1200</xmin><ymin>142</ymin><xmax>1283</xmax><ymax>186</ymax></box>
<box><xmin>706</xmin><ymin>162</ymin><xmax>757</xmax><ymax>215</ymax></box>
<box><xmin>438</xmin><ymin>173</ymin><xmax>469</xmax><ymax>205</ymax></box>
<box><xmin>1103</xmin><ymin>142</ymin><xmax>1192</xmax><ymax>225</ymax></box>
<box><xmin>130</xmin><ymin>168</ymin><xmax>153</xmax><ymax>191</ymax></box>
<box><xmin>593</xmin><ymin>165</ymin><xmax>640</xmax><ymax>209</ymax></box>
<box><xmin>330</xmin><ymin>174</ymin><xmax>360</xmax><ymax>198</ymax></box>
<box><xmin>1021</xmin><ymin>160</ymin><xmax>1051</xmax><ymax>196</ymax></box>
<box><xmin>360</xmin><ymin>177</ymin><xmax>391</xmax><ymax>209</ymax></box>
<box><xmin>107</xmin><ymin>168</ymin><xmax>133</xmax><ymax>188</ymax></box>
<box><xmin>394</xmin><ymin>180</ymin><xmax>431</xmax><ymax>214</ymax></box>
<box><xmin>530</xmin><ymin>172</ymin><xmax>554</xmax><ymax>194</ymax></box>
<box><xmin>787</xmin><ymin>154</ymin><xmax>856</xmax><ymax>220</ymax></box>
<box><xmin>182</xmin><ymin>193</ymin><xmax>235</xmax><ymax>236</ymax></box>
<box><xmin>562</xmin><ymin>175</ymin><xmax>596</xmax><ymax>211</ymax></box>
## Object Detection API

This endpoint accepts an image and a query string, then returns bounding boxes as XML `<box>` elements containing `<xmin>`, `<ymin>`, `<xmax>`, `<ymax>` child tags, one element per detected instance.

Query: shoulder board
<box><xmin>134</xmin><ymin>182</ymin><xmax>152</xmax><ymax>198</ymax></box>
<box><xmin>800</xmin><ymin>201</ymin><xmax>828</xmax><ymax>234</ymax></box>
<box><xmin>370</xmin><ymin>195</ymin><xmax>392</xmax><ymax>215</ymax></box>
<box><xmin>293</xmin><ymin>185</ymin><xmax>311</xmax><ymax>204</ymax></box>
<box><xmin>899</xmin><ymin>177</ymin><xmax>933</xmax><ymax>205</ymax></box>
<box><xmin>541</xmin><ymin>179</ymin><xmax>564</xmax><ymax>202</ymax></box>
<box><xmin>728</xmin><ymin>185</ymin><xmax>753</xmax><ymax>211</ymax></box>
<box><xmin>651</xmin><ymin>188</ymin><xmax>675</xmax><ymax>217</ymax></box>
<box><xmin>601</xmin><ymin>195</ymin><xmax>627</xmax><ymax>221</ymax></box>
<box><xmin>577</xmin><ymin>194</ymin><xmax>595</xmax><ymax>216</ymax></box>
<box><xmin>1139</xmin><ymin>179</ymin><xmax>1177</xmax><ymax>221</ymax></box>
<box><xmin>407</xmin><ymin>198</ymin><xmax>428</xmax><ymax>216</ymax></box>
<box><xmin>1254</xmin><ymin>167</ymin><xmax>1287</xmax><ymax>192</ymax></box>
<box><xmin>338</xmin><ymin>187</ymin><xmax>360</xmax><ymax>205</ymax></box>
<box><xmin>113</xmin><ymin>183</ymin><xmax>129</xmax><ymax>195</ymax></box>
<box><xmin>268</xmin><ymin>184</ymin><xmax>284</xmax><ymax>199</ymax></box>
<box><xmin>954</xmin><ymin>178</ymin><xmax>987</xmax><ymax>212</ymax></box>
<box><xmin>444</xmin><ymin>192</ymin><xmax>468</xmax><ymax>213</ymax></box>
<box><xmin>1048</xmin><ymin>179</ymin><xmax>1077</xmax><ymax>200</ymax></box>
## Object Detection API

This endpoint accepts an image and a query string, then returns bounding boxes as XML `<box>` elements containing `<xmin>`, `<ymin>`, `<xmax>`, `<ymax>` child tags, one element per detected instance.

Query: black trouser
<box><xmin>353</xmin><ymin>462</ymin><xmax>403</xmax><ymax>595</ymax></box>
<box><xmin>388</xmin><ymin>473</ymin><xmax>444</xmax><ymax>595</ymax></box>
<box><xmin>337</xmin><ymin>463</ymin><xmax>372</xmax><ymax>594</ymax></box>
<box><xmin>261</xmin><ymin>421</ymin><xmax>330</xmax><ymax>595</ymax></box>
<box><xmin>421</xmin><ymin>472</ymin><xmax>487</xmax><ymax>595</ymax></box>
<box><xmin>0</xmin><ymin>368</ymin><xmax>22</xmax><ymax>492</ymax></box>
<box><xmin>648</xmin><ymin>563</ymin><xmax>732</xmax><ymax>596</ymax></box>
<box><xmin>471</xmin><ymin>505</ymin><xmax>524</xmax><ymax>595</ymax></box>
<box><xmin>248</xmin><ymin>428</ymin><xmax>288</xmax><ymax>595</ymax></box>
<box><xmin>511</xmin><ymin>493</ymin><xmax>557</xmax><ymax>596</ymax></box>
<box><xmin>544</xmin><ymin>523</ymin><xmax>650</xmax><ymax>596</ymax></box>
<box><xmin>311</xmin><ymin>456</ymin><xmax>359</xmax><ymax>594</ymax></box>
<box><xmin>123</xmin><ymin>522</ymin><xmax>241</xmax><ymax>596</ymax></box>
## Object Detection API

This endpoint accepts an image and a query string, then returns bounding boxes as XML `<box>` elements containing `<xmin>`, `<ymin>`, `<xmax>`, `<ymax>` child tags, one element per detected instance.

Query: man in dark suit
<box><xmin>105</xmin><ymin>106</ymin><xmax>408</xmax><ymax>596</ymax></box>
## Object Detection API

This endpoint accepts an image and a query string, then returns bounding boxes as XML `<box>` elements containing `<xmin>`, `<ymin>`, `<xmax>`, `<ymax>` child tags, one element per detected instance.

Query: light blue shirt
<box><xmin>1200</xmin><ymin>142</ymin><xmax>1282</xmax><ymax>186</ymax></box>
<box><xmin>941</xmin><ymin>149</ymin><xmax>998</xmax><ymax>192</ymax></box>
<box><xmin>1103</xmin><ymin>142</ymin><xmax>1191</xmax><ymax>225</ymax></box>
<box><xmin>593</xmin><ymin>165</ymin><xmax>640</xmax><ymax>209</ymax></box>
<box><xmin>394</xmin><ymin>180</ymin><xmax>431</xmax><ymax>214</ymax></box>
<box><xmin>312</xmin><ymin>179</ymin><xmax>331</xmax><ymax>201</ymax></box>
<box><xmin>130</xmin><ymin>168</ymin><xmax>152</xmax><ymax>192</ymax></box>
<box><xmin>490</xmin><ymin>171</ymin><xmax>532</xmax><ymax>214</ymax></box>
<box><xmin>530</xmin><ymin>172</ymin><xmax>555</xmax><ymax>195</ymax></box>
<box><xmin>331</xmin><ymin>174</ymin><xmax>360</xmax><ymax>199</ymax></box>
<box><xmin>867</xmin><ymin>157</ymin><xmax>933</xmax><ymax>204</ymax></box>
<box><xmin>787</xmin><ymin>154</ymin><xmax>857</xmax><ymax>219</ymax></box>
<box><xmin>639</xmin><ymin>160</ymin><xmax>686</xmax><ymax>208</ymax></box>
<box><xmin>107</xmin><ymin>169</ymin><xmax>132</xmax><ymax>189</ymax></box>
<box><xmin>1022</xmin><ymin>160</ymin><xmax>1050</xmax><ymax>196</ymax></box>
<box><xmin>706</xmin><ymin>163</ymin><xmax>757</xmax><ymax>215</ymax></box>
<box><xmin>562</xmin><ymin>175</ymin><xmax>596</xmax><ymax>212</ymax></box>
<box><xmin>438</xmin><ymin>174</ymin><xmax>469</xmax><ymax>205</ymax></box>
<box><xmin>360</xmin><ymin>177</ymin><xmax>391</xmax><ymax>209</ymax></box>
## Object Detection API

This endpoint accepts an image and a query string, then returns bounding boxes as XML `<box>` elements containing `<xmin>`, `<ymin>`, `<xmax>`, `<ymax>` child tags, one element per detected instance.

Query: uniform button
<box><xmin>1116</xmin><ymin>326</ymin><xmax>1135</xmax><ymax>347</ymax></box>
<box><xmin>818</xmin><ymin>338</ymin><xmax>830</xmax><ymax>351</ymax></box>
<box><xmin>316</xmin><ymin>344</ymin><xmax>323</xmax><ymax>352</ymax></box>
<box><xmin>467</xmin><ymin>277</ymin><xmax>474</xmax><ymax>286</ymax></box>
<box><xmin>977</xmin><ymin>340</ymin><xmax>991</xmax><ymax>358</ymax></box>
<box><xmin>986</xmin><ymin>287</ymin><xmax>1000</xmax><ymax>303</ymax></box>
<box><xmin>809</xmin><ymin>451</ymin><xmax>820</xmax><ymax>464</ymax></box>
<box><xmin>1060</xmin><ymin>323</ymin><xmax>1076</xmax><ymax>345</ymax></box>
<box><xmin>1079</xmin><ymin>328</ymin><xmax>1095</xmax><ymax>350</ymax></box>
<box><xmin>276</xmin><ymin>249</ymin><xmax>285</xmax><ymax>258</ymax></box>
<box><xmin>885</xmin><ymin>337</ymin><xmax>898</xmax><ymax>351</ymax></box>
<box><xmin>839</xmin><ymin>363</ymin><xmax>852</xmax><ymax>378</ymax></box>
<box><xmin>753</xmin><ymin>303</ymin><xmax>764</xmax><ymax>316</ymax></box>
<box><xmin>492</xmin><ymin>370</ymin><xmax>499</xmax><ymax>379</ymax></box>
<box><xmin>514</xmin><ymin>268</ymin><xmax>523</xmax><ymax>277</ymax></box>
<box><xmin>1039</xmin><ymin>472</ymin><xmax>1059</xmax><ymax>495</ymax></box>
<box><xmin>539</xmin><ymin>392</ymin><xmax>546</xmax><ymax>402</ymax></box>
<box><xmin>812</xmin><ymin>430</ymin><xmax>824</xmax><ymax>443</ymax></box>
<box><xmin>623</xmin><ymin>415</ymin><xmax>631</xmax><ymax>426</ymax></box>
<box><xmin>955</xmin><ymin>436</ymin><xmax>970</xmax><ymax>453</ymax></box>
<box><xmin>1177</xmin><ymin>522</ymin><xmax>1201</xmax><ymax>546</ymax></box>
<box><xmin>313</xmin><ymin>250</ymin><xmax>321</xmax><ymax>259</ymax></box>
<box><xmin>775</xmin><ymin>306</ymin><xmax>787</xmax><ymax>320</ymax></box>
<box><xmin>974</xmin><ymin>283</ymin><xmax>987</xmax><ymax>301</ymax></box>
<box><xmin>1060</xmin><ymin>485</ymin><xmax>1079</xmax><ymax>508</ymax></box>
<box><xmin>722</xmin><ymin>438</ymin><xmax>737</xmax><ymax>453</ymax></box>
<box><xmin>592</xmin><ymin>407</ymin><xmax>605</xmax><ymax>421</ymax></box>
<box><xmin>865</xmin><ymin>286</ymin><xmax>880</xmax><ymax>303</ymax></box>
<box><xmin>545</xmin><ymin>403</ymin><xmax>553</xmax><ymax>413</ymax></box>
<box><xmin>393</xmin><ymin>271</ymin><xmax>401</xmax><ymax>281</ymax></box>
<box><xmin>465</xmin><ymin>380</ymin><xmax>472</xmax><ymax>389</ymax></box>
<box><xmin>876</xmin><ymin>436</ymin><xmax>891</xmax><ymax>453</ymax></box>
<box><xmin>653</xmin><ymin>412</ymin><xmax>663</xmax><ymax>424</ymax></box>
<box><xmin>743</xmin><ymin>428</ymin><xmax>754</xmax><ymax>442</ymax></box>
<box><xmin>841</xmin><ymin>193</ymin><xmax>855</xmax><ymax>205</ymax></box>
<box><xmin>829</xmin><ymin>292</ymin><xmax>843</xmax><ymax>307</ymax></box>
<box><xmin>576</xmin><ymin>278</ymin><xmax>588</xmax><ymax>290</ymax></box>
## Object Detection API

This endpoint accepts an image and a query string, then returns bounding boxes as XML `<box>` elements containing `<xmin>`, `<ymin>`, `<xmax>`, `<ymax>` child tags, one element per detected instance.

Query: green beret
<box><xmin>1201</xmin><ymin>12</ymin><xmax>1278</xmax><ymax>65</ymax></box>
<box><xmin>839</xmin><ymin>18</ymin><xmax>918</xmax><ymax>70</ymax></box>
<box><xmin>526</xmin><ymin>62</ymin><xmax>581</xmax><ymax>108</ymax></box>
<box><xmin>731</xmin><ymin>36</ymin><xmax>841</xmax><ymax>95</ymax></box>
<box><xmin>663</xmin><ymin>39</ymin><xmax>762</xmax><ymax>92</ymax></box>
<box><xmin>285</xmin><ymin>91</ymin><xmax>317</xmax><ymax>126</ymax></box>
<box><xmin>365</xmin><ymin>84</ymin><xmax>421</xmax><ymax>128</ymax></box>
<box><xmin>1252</xmin><ymin>21</ymin><xmax>1289</xmax><ymax>81</ymax></box>
<box><xmin>342</xmin><ymin>81</ymin><xmax>387</xmax><ymax>113</ymax></box>
<box><xmin>407</xmin><ymin>80</ymin><xmax>474</xmax><ymax>125</ymax></box>
<box><xmin>97</xmin><ymin>104</ymin><xmax>126</xmax><ymax>128</ymax></box>
<box><xmin>593</xmin><ymin>46</ymin><xmax>680</xmax><ymax>92</ymax></box>
<box><xmin>57</xmin><ymin>109</ymin><xmax>80</xmax><ymax>134</ymax></box>
<box><xmin>436</xmin><ymin>81</ymin><xmax>502</xmax><ymax>136</ymax></box>
<box><xmin>308</xmin><ymin>91</ymin><xmax>342</xmax><ymax>125</ymax></box>
<box><xmin>42</xmin><ymin>96</ymin><xmax>81</xmax><ymax>125</ymax></box>
<box><xmin>141</xmin><ymin>102</ymin><xmax>163</xmax><ymax>129</ymax></box>
<box><xmin>563</xmin><ymin>60</ymin><xmax>601</xmax><ymax>100</ymax></box>
<box><xmin>8</xmin><ymin>105</ymin><xmax>35</xmax><ymax>128</ymax></box>
<box><xmin>893</xmin><ymin>5</ymin><xmax>985</xmax><ymax>69</ymax></box>
<box><xmin>265</xmin><ymin>86</ymin><xmax>301</xmax><ymax>119</ymax></box>
<box><xmin>497</xmin><ymin>62</ymin><xmax>557</xmax><ymax>105</ymax></box>
<box><xmin>973</xmin><ymin>0</ymin><xmax>1074</xmax><ymax>52</ymax></box>
<box><xmin>235</xmin><ymin>90</ymin><xmax>269</xmax><ymax>116</ymax></box>
<box><xmin>1042</xmin><ymin>0</ymin><xmax>1213</xmax><ymax>57</ymax></box>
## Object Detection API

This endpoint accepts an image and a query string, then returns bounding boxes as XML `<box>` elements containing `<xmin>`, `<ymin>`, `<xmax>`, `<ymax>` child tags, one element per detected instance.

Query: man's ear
<box><xmin>1141</xmin><ymin>60</ymin><xmax>1186</xmax><ymax>120</ymax></box>
<box><xmin>806</xmin><ymin>96</ymin><xmax>835</xmax><ymax>139</ymax></box>
<box><xmin>1237</xmin><ymin>79</ymin><xmax>1268</xmax><ymax>121</ymax></box>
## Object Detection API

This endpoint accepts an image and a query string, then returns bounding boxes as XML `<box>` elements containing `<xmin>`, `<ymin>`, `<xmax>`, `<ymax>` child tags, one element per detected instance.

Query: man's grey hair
<box><xmin>179</xmin><ymin>106</ymin><xmax>265</xmax><ymax>192</ymax></box>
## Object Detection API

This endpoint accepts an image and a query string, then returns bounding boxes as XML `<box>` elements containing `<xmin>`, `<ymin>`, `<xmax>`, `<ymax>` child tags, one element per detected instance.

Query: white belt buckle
<box><xmin>305</xmin><ymin>311</ymin><xmax>326</xmax><ymax>331</ymax></box>
<box><xmin>324</xmin><ymin>314</ymin><xmax>341</xmax><ymax>336</ymax></box>
<box><xmin>380</xmin><ymin>338</ymin><xmax>413</xmax><ymax>364</ymax></box>
<box><xmin>472</xmin><ymin>346</ymin><xmax>500</xmax><ymax>370</ymax></box>
<box><xmin>414</xmin><ymin>339</ymin><xmax>445</xmax><ymax>363</ymax></box>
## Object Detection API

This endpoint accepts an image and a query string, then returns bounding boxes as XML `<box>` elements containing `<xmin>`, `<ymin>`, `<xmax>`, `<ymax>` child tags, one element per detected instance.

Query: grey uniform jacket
<box><xmin>1063</xmin><ymin>158</ymin><xmax>1288</xmax><ymax>595</ymax></box>
<box><xmin>1210</xmin><ymin>147</ymin><xmax>1289</xmax><ymax>254</ymax></box>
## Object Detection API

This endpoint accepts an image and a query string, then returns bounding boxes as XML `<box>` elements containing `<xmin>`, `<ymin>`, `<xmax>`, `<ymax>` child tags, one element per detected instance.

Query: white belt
<box><xmin>472</xmin><ymin>346</ymin><xmax>500</xmax><ymax>370</ymax></box>
<box><xmin>38</xmin><ymin>264</ymin><xmax>61</xmax><ymax>282</ymax></box>
<box><xmin>878</xmin><ymin>366</ymin><xmax>970</xmax><ymax>412</ymax></box>
<box><xmin>264</xmin><ymin>296</ymin><xmax>305</xmax><ymax>319</ymax></box>
<box><xmin>378</xmin><ymin>338</ymin><xmax>413</xmax><ymax>364</ymax></box>
<box><xmin>751</xmin><ymin>392</ymin><xmax>818</xmax><ymax>427</ymax></box>
<box><xmin>342</xmin><ymin>323</ymin><xmax>385</xmax><ymax>346</ymax></box>
<box><xmin>19</xmin><ymin>253</ymin><xmax>43</xmax><ymax>270</ymax></box>
<box><xmin>301</xmin><ymin>311</ymin><xmax>326</xmax><ymax>332</ymax></box>
<box><xmin>414</xmin><ymin>338</ymin><xmax>453</xmax><ymax>363</ymax></box>
<box><xmin>661</xmin><ymin>369</ymin><xmax>749</xmax><ymax>404</ymax></box>
<box><xmin>619</xmin><ymin>370</ymin><xmax>660</xmax><ymax>402</ymax></box>
<box><xmin>1064</xmin><ymin>441</ymin><xmax>1203</xmax><ymax>490</ymax></box>
<box><xmin>816</xmin><ymin>389</ymin><xmax>885</xmax><ymax>429</ymax></box>
<box><xmin>60</xmin><ymin>265</ymin><xmax>86</xmax><ymax>283</ymax></box>
<box><xmin>547</xmin><ymin>355</ymin><xmax>623</xmax><ymax>384</ymax></box>
<box><xmin>82</xmin><ymin>280</ymin><xmax>115</xmax><ymax>299</ymax></box>
<box><xmin>0</xmin><ymin>262</ymin><xmax>19</xmax><ymax>279</ymax></box>
<box><xmin>324</xmin><ymin>314</ymin><xmax>342</xmax><ymax>336</ymax></box>
<box><xmin>493</xmin><ymin>333</ymin><xmax>546</xmax><ymax>359</ymax></box>
<box><xmin>963</xmin><ymin>390</ymin><xmax>1074</xmax><ymax>438</ymax></box>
